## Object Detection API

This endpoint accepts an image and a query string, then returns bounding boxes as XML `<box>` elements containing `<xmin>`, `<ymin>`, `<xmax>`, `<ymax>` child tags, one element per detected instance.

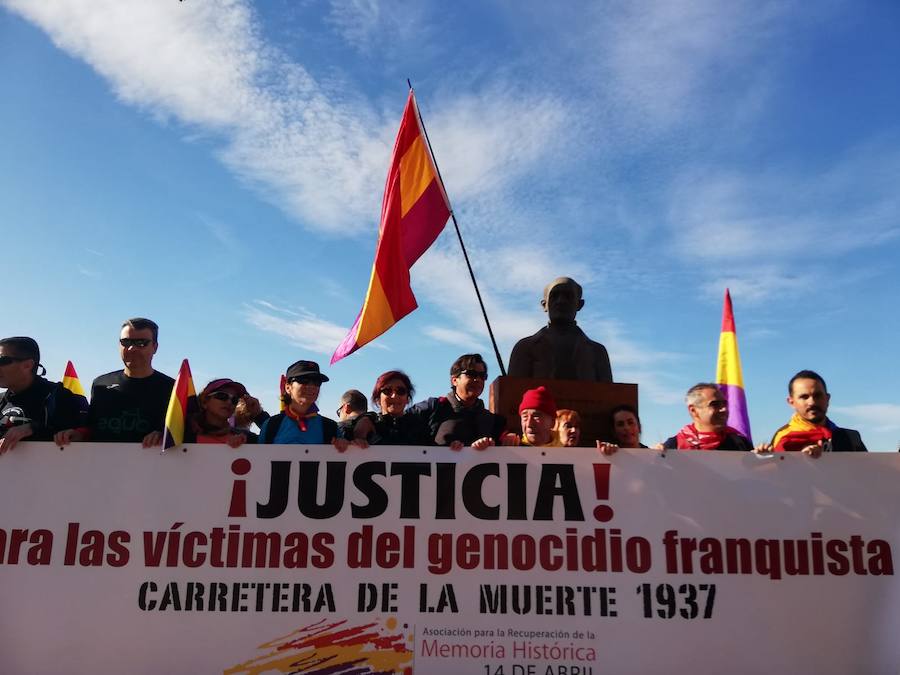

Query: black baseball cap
<box><xmin>285</xmin><ymin>360</ymin><xmax>329</xmax><ymax>383</ymax></box>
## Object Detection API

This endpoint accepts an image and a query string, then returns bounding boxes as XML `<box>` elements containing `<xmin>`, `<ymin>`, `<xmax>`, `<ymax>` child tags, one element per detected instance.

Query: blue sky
<box><xmin>2</xmin><ymin>0</ymin><xmax>898</xmax><ymax>450</ymax></box>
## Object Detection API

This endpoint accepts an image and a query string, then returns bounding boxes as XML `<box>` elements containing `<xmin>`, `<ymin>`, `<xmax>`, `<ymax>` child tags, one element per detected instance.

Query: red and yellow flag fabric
<box><xmin>163</xmin><ymin>359</ymin><xmax>196</xmax><ymax>450</ymax></box>
<box><xmin>61</xmin><ymin>360</ymin><xmax>85</xmax><ymax>397</ymax></box>
<box><xmin>331</xmin><ymin>90</ymin><xmax>451</xmax><ymax>364</ymax></box>
<box><xmin>279</xmin><ymin>374</ymin><xmax>286</xmax><ymax>412</ymax></box>
<box><xmin>715</xmin><ymin>289</ymin><xmax>752</xmax><ymax>443</ymax></box>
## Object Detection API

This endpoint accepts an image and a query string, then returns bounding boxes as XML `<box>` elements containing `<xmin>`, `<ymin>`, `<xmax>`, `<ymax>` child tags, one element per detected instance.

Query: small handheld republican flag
<box><xmin>279</xmin><ymin>373</ymin><xmax>286</xmax><ymax>412</ymax></box>
<box><xmin>162</xmin><ymin>359</ymin><xmax>197</xmax><ymax>451</ymax></box>
<box><xmin>61</xmin><ymin>361</ymin><xmax>86</xmax><ymax>397</ymax></box>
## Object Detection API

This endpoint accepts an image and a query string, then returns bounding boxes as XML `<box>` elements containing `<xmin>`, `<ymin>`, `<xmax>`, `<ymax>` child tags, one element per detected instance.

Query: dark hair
<box><xmin>450</xmin><ymin>353</ymin><xmax>487</xmax><ymax>379</ymax></box>
<box><xmin>341</xmin><ymin>389</ymin><xmax>368</xmax><ymax>414</ymax></box>
<box><xmin>0</xmin><ymin>336</ymin><xmax>40</xmax><ymax>374</ymax></box>
<box><xmin>789</xmin><ymin>370</ymin><xmax>828</xmax><ymax>395</ymax></box>
<box><xmin>122</xmin><ymin>317</ymin><xmax>159</xmax><ymax>342</ymax></box>
<box><xmin>371</xmin><ymin>371</ymin><xmax>415</xmax><ymax>410</ymax></box>
<box><xmin>610</xmin><ymin>404</ymin><xmax>641</xmax><ymax>430</ymax></box>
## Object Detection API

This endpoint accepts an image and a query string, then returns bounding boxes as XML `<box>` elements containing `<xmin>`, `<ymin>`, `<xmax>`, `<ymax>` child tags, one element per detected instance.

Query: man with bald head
<box><xmin>508</xmin><ymin>277</ymin><xmax>612</xmax><ymax>381</ymax></box>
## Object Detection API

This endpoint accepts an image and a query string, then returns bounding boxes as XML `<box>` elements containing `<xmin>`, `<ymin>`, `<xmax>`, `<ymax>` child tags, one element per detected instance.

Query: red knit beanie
<box><xmin>518</xmin><ymin>386</ymin><xmax>557</xmax><ymax>417</ymax></box>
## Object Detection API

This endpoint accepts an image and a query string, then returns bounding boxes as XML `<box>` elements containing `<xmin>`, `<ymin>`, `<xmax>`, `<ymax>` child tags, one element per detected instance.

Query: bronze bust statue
<box><xmin>508</xmin><ymin>277</ymin><xmax>612</xmax><ymax>382</ymax></box>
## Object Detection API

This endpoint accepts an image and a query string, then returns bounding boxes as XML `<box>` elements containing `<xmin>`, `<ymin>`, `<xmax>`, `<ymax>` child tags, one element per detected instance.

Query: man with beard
<box><xmin>410</xmin><ymin>353</ymin><xmax>506</xmax><ymax>450</ymax></box>
<box><xmin>660</xmin><ymin>383</ymin><xmax>752</xmax><ymax>451</ymax></box>
<box><xmin>764</xmin><ymin>370</ymin><xmax>867</xmax><ymax>456</ymax></box>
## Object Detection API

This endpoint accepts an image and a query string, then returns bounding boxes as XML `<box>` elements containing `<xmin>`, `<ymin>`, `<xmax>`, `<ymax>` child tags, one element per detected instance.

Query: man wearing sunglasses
<box><xmin>409</xmin><ymin>353</ymin><xmax>506</xmax><ymax>450</ymax></box>
<box><xmin>0</xmin><ymin>336</ymin><xmax>89</xmax><ymax>453</ymax></box>
<box><xmin>658</xmin><ymin>383</ymin><xmax>752</xmax><ymax>451</ymax></box>
<box><xmin>56</xmin><ymin>318</ymin><xmax>174</xmax><ymax>447</ymax></box>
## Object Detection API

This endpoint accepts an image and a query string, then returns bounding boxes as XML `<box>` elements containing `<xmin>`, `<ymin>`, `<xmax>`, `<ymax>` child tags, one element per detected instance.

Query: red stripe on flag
<box><xmin>400</xmin><ymin>179</ymin><xmax>451</xmax><ymax>267</ymax></box>
<box><xmin>721</xmin><ymin>288</ymin><xmax>736</xmax><ymax>333</ymax></box>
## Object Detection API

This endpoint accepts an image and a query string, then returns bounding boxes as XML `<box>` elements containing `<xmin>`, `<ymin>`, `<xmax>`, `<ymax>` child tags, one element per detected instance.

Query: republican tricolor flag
<box><xmin>331</xmin><ymin>90</ymin><xmax>451</xmax><ymax>364</ymax></box>
<box><xmin>162</xmin><ymin>359</ymin><xmax>197</xmax><ymax>450</ymax></box>
<box><xmin>716</xmin><ymin>289</ymin><xmax>752</xmax><ymax>442</ymax></box>
<box><xmin>61</xmin><ymin>361</ymin><xmax>85</xmax><ymax>397</ymax></box>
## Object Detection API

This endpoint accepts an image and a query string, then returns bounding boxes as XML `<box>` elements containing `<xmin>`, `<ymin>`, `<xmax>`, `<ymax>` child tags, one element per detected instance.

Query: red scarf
<box><xmin>675</xmin><ymin>424</ymin><xmax>740</xmax><ymax>450</ymax></box>
<box><xmin>284</xmin><ymin>403</ymin><xmax>319</xmax><ymax>432</ymax></box>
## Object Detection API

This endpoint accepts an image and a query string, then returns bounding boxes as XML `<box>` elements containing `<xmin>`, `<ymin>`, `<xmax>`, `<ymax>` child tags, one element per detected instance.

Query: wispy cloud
<box><xmin>669</xmin><ymin>145</ymin><xmax>900</xmax><ymax>263</ymax></box>
<box><xmin>243</xmin><ymin>300</ymin><xmax>350</xmax><ymax>355</ymax></box>
<box><xmin>832</xmin><ymin>404</ymin><xmax>900</xmax><ymax>434</ymax></box>
<box><xmin>3</xmin><ymin>0</ymin><xmax>569</xmax><ymax>241</ymax></box>
<box><xmin>422</xmin><ymin>325</ymin><xmax>486</xmax><ymax>351</ymax></box>
<box><xmin>76</xmin><ymin>265</ymin><xmax>101</xmax><ymax>280</ymax></box>
<box><xmin>198</xmin><ymin>213</ymin><xmax>241</xmax><ymax>253</ymax></box>
<box><xmin>574</xmin><ymin>0</ymin><xmax>788</xmax><ymax>136</ymax></box>
<box><xmin>325</xmin><ymin>0</ymin><xmax>426</xmax><ymax>54</ymax></box>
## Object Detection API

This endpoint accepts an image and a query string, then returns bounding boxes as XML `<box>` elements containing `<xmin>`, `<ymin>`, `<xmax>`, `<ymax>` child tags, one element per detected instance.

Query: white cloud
<box><xmin>198</xmin><ymin>213</ymin><xmax>241</xmax><ymax>253</ymax></box>
<box><xmin>325</xmin><ymin>0</ymin><xmax>426</xmax><ymax>53</ymax></box>
<box><xmin>3</xmin><ymin>0</ymin><xmax>570</xmax><ymax>240</ymax></box>
<box><xmin>422</xmin><ymin>326</ymin><xmax>485</xmax><ymax>351</ymax></box>
<box><xmin>832</xmin><ymin>404</ymin><xmax>900</xmax><ymax>433</ymax></box>
<box><xmin>668</xmin><ymin>143</ymin><xmax>900</xmax><ymax>264</ymax></box>
<box><xmin>243</xmin><ymin>301</ymin><xmax>350</xmax><ymax>355</ymax></box>
<box><xmin>583</xmin><ymin>0</ymin><xmax>787</xmax><ymax>133</ymax></box>
<box><xmin>76</xmin><ymin>265</ymin><xmax>101</xmax><ymax>280</ymax></box>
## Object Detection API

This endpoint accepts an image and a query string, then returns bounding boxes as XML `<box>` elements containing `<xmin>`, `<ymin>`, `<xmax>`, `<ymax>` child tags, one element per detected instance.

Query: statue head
<box><xmin>541</xmin><ymin>277</ymin><xmax>585</xmax><ymax>324</ymax></box>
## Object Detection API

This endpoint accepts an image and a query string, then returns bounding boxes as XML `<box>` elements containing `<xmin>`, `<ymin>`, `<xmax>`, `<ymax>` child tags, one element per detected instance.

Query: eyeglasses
<box><xmin>209</xmin><ymin>391</ymin><xmax>240</xmax><ymax>405</ymax></box>
<box><xmin>459</xmin><ymin>369</ymin><xmax>487</xmax><ymax>380</ymax></box>
<box><xmin>288</xmin><ymin>376</ymin><xmax>321</xmax><ymax>386</ymax></box>
<box><xmin>119</xmin><ymin>338</ymin><xmax>153</xmax><ymax>348</ymax></box>
<box><xmin>380</xmin><ymin>386</ymin><xmax>408</xmax><ymax>397</ymax></box>
<box><xmin>705</xmin><ymin>400</ymin><xmax>728</xmax><ymax>410</ymax></box>
<box><xmin>0</xmin><ymin>356</ymin><xmax>28</xmax><ymax>366</ymax></box>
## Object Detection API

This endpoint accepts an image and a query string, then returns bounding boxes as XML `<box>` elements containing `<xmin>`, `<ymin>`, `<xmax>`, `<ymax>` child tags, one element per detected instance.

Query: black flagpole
<box><xmin>407</xmin><ymin>80</ymin><xmax>507</xmax><ymax>376</ymax></box>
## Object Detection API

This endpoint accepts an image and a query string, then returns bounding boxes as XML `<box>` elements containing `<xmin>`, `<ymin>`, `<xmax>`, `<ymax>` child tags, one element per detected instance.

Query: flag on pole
<box><xmin>279</xmin><ymin>374</ymin><xmax>287</xmax><ymax>412</ymax></box>
<box><xmin>162</xmin><ymin>359</ymin><xmax>196</xmax><ymax>450</ymax></box>
<box><xmin>331</xmin><ymin>90</ymin><xmax>451</xmax><ymax>364</ymax></box>
<box><xmin>716</xmin><ymin>289</ymin><xmax>752</xmax><ymax>442</ymax></box>
<box><xmin>61</xmin><ymin>361</ymin><xmax>86</xmax><ymax>397</ymax></box>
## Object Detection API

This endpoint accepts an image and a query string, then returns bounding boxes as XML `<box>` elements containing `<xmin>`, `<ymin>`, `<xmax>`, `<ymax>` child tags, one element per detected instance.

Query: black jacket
<box><xmin>0</xmin><ymin>376</ymin><xmax>89</xmax><ymax>440</ymax></box>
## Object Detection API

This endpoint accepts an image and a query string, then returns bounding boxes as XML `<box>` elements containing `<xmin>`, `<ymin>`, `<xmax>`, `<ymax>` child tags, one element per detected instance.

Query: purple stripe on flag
<box><xmin>719</xmin><ymin>383</ymin><xmax>752</xmax><ymax>443</ymax></box>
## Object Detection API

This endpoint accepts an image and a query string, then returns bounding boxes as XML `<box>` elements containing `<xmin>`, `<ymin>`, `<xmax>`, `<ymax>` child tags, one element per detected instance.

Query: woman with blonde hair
<box><xmin>556</xmin><ymin>409</ymin><xmax>582</xmax><ymax>447</ymax></box>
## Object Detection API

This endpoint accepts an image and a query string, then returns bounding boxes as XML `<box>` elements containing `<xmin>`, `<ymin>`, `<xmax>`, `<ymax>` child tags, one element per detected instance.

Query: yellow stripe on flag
<box><xmin>716</xmin><ymin>332</ymin><xmax>744</xmax><ymax>387</ymax></box>
<box><xmin>399</xmin><ymin>135</ymin><xmax>437</xmax><ymax>217</ymax></box>
<box><xmin>355</xmin><ymin>272</ymin><xmax>397</xmax><ymax>345</ymax></box>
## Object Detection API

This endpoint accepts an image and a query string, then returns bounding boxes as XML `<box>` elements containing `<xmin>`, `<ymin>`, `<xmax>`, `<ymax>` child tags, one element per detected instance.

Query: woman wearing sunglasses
<box><xmin>186</xmin><ymin>379</ymin><xmax>253</xmax><ymax>447</ymax></box>
<box><xmin>352</xmin><ymin>370</ymin><xmax>429</xmax><ymax>446</ymax></box>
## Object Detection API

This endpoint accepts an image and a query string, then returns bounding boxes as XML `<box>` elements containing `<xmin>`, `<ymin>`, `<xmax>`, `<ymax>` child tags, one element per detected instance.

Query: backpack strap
<box><xmin>264</xmin><ymin>413</ymin><xmax>286</xmax><ymax>444</ymax></box>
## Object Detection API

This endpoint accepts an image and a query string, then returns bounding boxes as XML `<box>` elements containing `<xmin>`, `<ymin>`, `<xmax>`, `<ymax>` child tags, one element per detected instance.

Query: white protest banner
<box><xmin>1</xmin><ymin>443</ymin><xmax>898</xmax><ymax>674</ymax></box>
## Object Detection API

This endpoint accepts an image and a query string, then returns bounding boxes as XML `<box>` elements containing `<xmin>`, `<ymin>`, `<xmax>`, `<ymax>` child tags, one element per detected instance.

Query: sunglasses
<box><xmin>209</xmin><ymin>391</ymin><xmax>241</xmax><ymax>405</ymax></box>
<box><xmin>380</xmin><ymin>386</ymin><xmax>408</xmax><ymax>397</ymax></box>
<box><xmin>0</xmin><ymin>355</ymin><xmax>29</xmax><ymax>366</ymax></box>
<box><xmin>459</xmin><ymin>369</ymin><xmax>487</xmax><ymax>380</ymax></box>
<box><xmin>288</xmin><ymin>376</ymin><xmax>321</xmax><ymax>386</ymax></box>
<box><xmin>119</xmin><ymin>338</ymin><xmax>153</xmax><ymax>348</ymax></box>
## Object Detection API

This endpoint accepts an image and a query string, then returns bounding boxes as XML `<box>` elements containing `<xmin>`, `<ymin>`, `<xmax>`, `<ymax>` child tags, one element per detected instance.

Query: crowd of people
<box><xmin>0</xmin><ymin>317</ymin><xmax>868</xmax><ymax>456</ymax></box>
